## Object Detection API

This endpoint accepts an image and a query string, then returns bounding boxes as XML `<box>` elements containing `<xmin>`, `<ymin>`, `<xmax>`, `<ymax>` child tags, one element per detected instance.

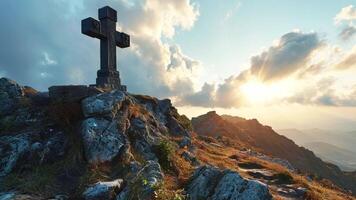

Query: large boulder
<box><xmin>117</xmin><ymin>161</ymin><xmax>163</xmax><ymax>200</ymax></box>
<box><xmin>0</xmin><ymin>78</ymin><xmax>24</xmax><ymax>115</ymax></box>
<box><xmin>185</xmin><ymin>166</ymin><xmax>222</xmax><ymax>200</ymax></box>
<box><xmin>211</xmin><ymin>171</ymin><xmax>272</xmax><ymax>200</ymax></box>
<box><xmin>82</xmin><ymin>179</ymin><xmax>124</xmax><ymax>200</ymax></box>
<box><xmin>81</xmin><ymin>118</ymin><xmax>127</xmax><ymax>164</ymax></box>
<box><xmin>186</xmin><ymin>166</ymin><xmax>272</xmax><ymax>200</ymax></box>
<box><xmin>0</xmin><ymin>134</ymin><xmax>30</xmax><ymax>176</ymax></box>
<box><xmin>81</xmin><ymin>90</ymin><xmax>125</xmax><ymax>117</ymax></box>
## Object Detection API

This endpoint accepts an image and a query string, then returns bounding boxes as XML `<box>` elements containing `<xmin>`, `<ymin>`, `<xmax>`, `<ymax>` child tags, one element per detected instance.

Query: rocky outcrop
<box><xmin>186</xmin><ymin>166</ymin><xmax>272</xmax><ymax>200</ymax></box>
<box><xmin>0</xmin><ymin>129</ymin><xmax>66</xmax><ymax>177</ymax></box>
<box><xmin>82</xmin><ymin>179</ymin><xmax>124</xmax><ymax>200</ymax></box>
<box><xmin>81</xmin><ymin>118</ymin><xmax>127</xmax><ymax>164</ymax></box>
<box><xmin>181</xmin><ymin>151</ymin><xmax>200</xmax><ymax>166</ymax></box>
<box><xmin>0</xmin><ymin>78</ymin><xmax>24</xmax><ymax>115</ymax></box>
<box><xmin>81</xmin><ymin>90</ymin><xmax>125</xmax><ymax>117</ymax></box>
<box><xmin>3</xmin><ymin>79</ymin><xmax>337</xmax><ymax>199</ymax></box>
<box><xmin>117</xmin><ymin>161</ymin><xmax>163</xmax><ymax>200</ymax></box>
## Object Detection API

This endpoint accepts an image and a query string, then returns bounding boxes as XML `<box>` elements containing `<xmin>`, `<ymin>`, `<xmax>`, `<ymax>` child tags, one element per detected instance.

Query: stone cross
<box><xmin>81</xmin><ymin>6</ymin><xmax>130</xmax><ymax>91</ymax></box>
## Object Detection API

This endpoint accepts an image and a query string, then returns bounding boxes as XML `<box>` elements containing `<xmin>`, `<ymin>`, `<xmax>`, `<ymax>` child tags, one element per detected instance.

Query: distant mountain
<box><xmin>277</xmin><ymin>129</ymin><xmax>316</xmax><ymax>145</ymax></box>
<box><xmin>192</xmin><ymin>111</ymin><xmax>356</xmax><ymax>194</ymax></box>
<box><xmin>304</xmin><ymin>142</ymin><xmax>356</xmax><ymax>172</ymax></box>
<box><xmin>277</xmin><ymin>128</ymin><xmax>356</xmax><ymax>153</ymax></box>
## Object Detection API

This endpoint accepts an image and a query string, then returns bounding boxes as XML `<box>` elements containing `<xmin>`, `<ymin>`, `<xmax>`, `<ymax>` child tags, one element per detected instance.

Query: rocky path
<box><xmin>237</xmin><ymin>161</ymin><xmax>307</xmax><ymax>200</ymax></box>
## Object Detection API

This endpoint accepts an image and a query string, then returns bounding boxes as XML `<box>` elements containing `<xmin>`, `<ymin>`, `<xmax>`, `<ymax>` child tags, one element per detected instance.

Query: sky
<box><xmin>0</xmin><ymin>0</ymin><xmax>356</xmax><ymax>131</ymax></box>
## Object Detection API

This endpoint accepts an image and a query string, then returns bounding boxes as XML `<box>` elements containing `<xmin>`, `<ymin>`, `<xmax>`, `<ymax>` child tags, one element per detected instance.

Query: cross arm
<box><xmin>81</xmin><ymin>17</ymin><xmax>104</xmax><ymax>39</ymax></box>
<box><xmin>115</xmin><ymin>32</ymin><xmax>130</xmax><ymax>48</ymax></box>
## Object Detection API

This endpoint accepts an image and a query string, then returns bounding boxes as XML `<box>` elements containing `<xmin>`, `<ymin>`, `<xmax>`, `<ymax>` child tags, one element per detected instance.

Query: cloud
<box><xmin>0</xmin><ymin>0</ymin><xmax>200</xmax><ymax>99</ymax></box>
<box><xmin>180</xmin><ymin>31</ymin><xmax>323</xmax><ymax>108</ymax></box>
<box><xmin>249</xmin><ymin>31</ymin><xmax>322</xmax><ymax>82</ymax></box>
<box><xmin>339</xmin><ymin>24</ymin><xmax>356</xmax><ymax>40</ymax></box>
<box><xmin>287</xmin><ymin>77</ymin><xmax>356</xmax><ymax>107</ymax></box>
<box><xmin>335</xmin><ymin>5</ymin><xmax>356</xmax><ymax>24</ymax></box>
<box><xmin>335</xmin><ymin>45</ymin><xmax>356</xmax><ymax>69</ymax></box>
<box><xmin>179</xmin><ymin>83</ymin><xmax>216</xmax><ymax>107</ymax></box>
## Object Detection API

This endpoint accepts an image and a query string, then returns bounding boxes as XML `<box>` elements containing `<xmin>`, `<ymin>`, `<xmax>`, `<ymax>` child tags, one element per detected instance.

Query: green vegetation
<box><xmin>153</xmin><ymin>140</ymin><xmax>175</xmax><ymax>171</ymax></box>
<box><xmin>1</xmin><ymin>162</ymin><xmax>61</xmax><ymax>196</ymax></box>
<box><xmin>273</xmin><ymin>171</ymin><xmax>294</xmax><ymax>184</ymax></box>
<box><xmin>0</xmin><ymin>115</ymin><xmax>16</xmax><ymax>132</ymax></box>
<box><xmin>153</xmin><ymin>182</ymin><xmax>186</xmax><ymax>200</ymax></box>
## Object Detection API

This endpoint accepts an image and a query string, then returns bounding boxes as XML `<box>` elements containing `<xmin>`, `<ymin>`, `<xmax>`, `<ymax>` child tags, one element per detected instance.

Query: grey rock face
<box><xmin>117</xmin><ymin>161</ymin><xmax>163</xmax><ymax>200</ymax></box>
<box><xmin>83</xmin><ymin>179</ymin><xmax>124</xmax><ymax>200</ymax></box>
<box><xmin>0</xmin><ymin>78</ymin><xmax>24</xmax><ymax>115</ymax></box>
<box><xmin>81</xmin><ymin>118</ymin><xmax>126</xmax><ymax>163</ymax></box>
<box><xmin>211</xmin><ymin>171</ymin><xmax>271</xmax><ymax>200</ymax></box>
<box><xmin>181</xmin><ymin>151</ymin><xmax>200</xmax><ymax>166</ymax></box>
<box><xmin>186</xmin><ymin>166</ymin><xmax>272</xmax><ymax>200</ymax></box>
<box><xmin>0</xmin><ymin>134</ymin><xmax>30</xmax><ymax>176</ymax></box>
<box><xmin>0</xmin><ymin>192</ymin><xmax>39</xmax><ymax>200</ymax></box>
<box><xmin>82</xmin><ymin>90</ymin><xmax>125</xmax><ymax>117</ymax></box>
<box><xmin>186</xmin><ymin>166</ymin><xmax>222</xmax><ymax>200</ymax></box>
<box><xmin>179</xmin><ymin>136</ymin><xmax>192</xmax><ymax>148</ymax></box>
<box><xmin>167</xmin><ymin>116</ymin><xmax>190</xmax><ymax>137</ymax></box>
<box><xmin>0</xmin><ymin>130</ymin><xmax>67</xmax><ymax>177</ymax></box>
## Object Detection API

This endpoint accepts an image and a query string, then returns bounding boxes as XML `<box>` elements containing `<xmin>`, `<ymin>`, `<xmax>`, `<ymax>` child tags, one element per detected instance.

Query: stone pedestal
<box><xmin>48</xmin><ymin>85</ymin><xmax>102</xmax><ymax>103</ymax></box>
<box><xmin>95</xmin><ymin>69</ymin><xmax>127</xmax><ymax>91</ymax></box>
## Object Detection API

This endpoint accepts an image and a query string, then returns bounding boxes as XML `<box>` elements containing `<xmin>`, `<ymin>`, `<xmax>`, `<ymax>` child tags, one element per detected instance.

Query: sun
<box><xmin>240</xmin><ymin>79</ymin><xmax>284</xmax><ymax>105</ymax></box>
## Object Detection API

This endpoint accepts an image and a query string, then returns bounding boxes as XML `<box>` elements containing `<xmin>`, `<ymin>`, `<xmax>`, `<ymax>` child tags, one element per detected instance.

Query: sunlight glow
<box><xmin>240</xmin><ymin>79</ymin><xmax>291</xmax><ymax>105</ymax></box>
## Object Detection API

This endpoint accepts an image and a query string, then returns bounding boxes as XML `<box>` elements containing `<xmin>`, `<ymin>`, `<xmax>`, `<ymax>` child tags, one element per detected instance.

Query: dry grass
<box><xmin>187</xmin><ymin>135</ymin><xmax>356</xmax><ymax>200</ymax></box>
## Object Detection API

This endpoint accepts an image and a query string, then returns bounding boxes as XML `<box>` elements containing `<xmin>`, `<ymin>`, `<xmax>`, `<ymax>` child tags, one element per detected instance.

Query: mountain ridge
<box><xmin>192</xmin><ymin>111</ymin><xmax>356</xmax><ymax>194</ymax></box>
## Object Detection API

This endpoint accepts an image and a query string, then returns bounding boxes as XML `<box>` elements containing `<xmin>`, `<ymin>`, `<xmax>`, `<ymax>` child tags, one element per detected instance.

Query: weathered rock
<box><xmin>0</xmin><ymin>192</ymin><xmax>15</xmax><ymax>200</ymax></box>
<box><xmin>167</xmin><ymin>116</ymin><xmax>190</xmax><ymax>136</ymax></box>
<box><xmin>82</xmin><ymin>90</ymin><xmax>125</xmax><ymax>117</ymax></box>
<box><xmin>211</xmin><ymin>171</ymin><xmax>272</xmax><ymax>200</ymax></box>
<box><xmin>181</xmin><ymin>151</ymin><xmax>200</xmax><ymax>166</ymax></box>
<box><xmin>81</xmin><ymin>118</ymin><xmax>126</xmax><ymax>163</ymax></box>
<box><xmin>0</xmin><ymin>78</ymin><xmax>24</xmax><ymax>115</ymax></box>
<box><xmin>186</xmin><ymin>166</ymin><xmax>222</xmax><ymax>200</ymax></box>
<box><xmin>0</xmin><ymin>129</ymin><xmax>67</xmax><ymax>176</ymax></box>
<box><xmin>0</xmin><ymin>192</ymin><xmax>39</xmax><ymax>200</ymax></box>
<box><xmin>27</xmin><ymin>130</ymin><xmax>67</xmax><ymax>165</ymax></box>
<box><xmin>0</xmin><ymin>134</ymin><xmax>30</xmax><ymax>176</ymax></box>
<box><xmin>117</xmin><ymin>161</ymin><xmax>163</xmax><ymax>200</ymax></box>
<box><xmin>133</xmin><ymin>139</ymin><xmax>157</xmax><ymax>161</ymax></box>
<box><xmin>179</xmin><ymin>136</ymin><xmax>192</xmax><ymax>148</ymax></box>
<box><xmin>186</xmin><ymin>166</ymin><xmax>272</xmax><ymax>200</ymax></box>
<box><xmin>82</xmin><ymin>179</ymin><xmax>124</xmax><ymax>200</ymax></box>
<box><xmin>48</xmin><ymin>85</ymin><xmax>102</xmax><ymax>103</ymax></box>
<box><xmin>51</xmin><ymin>195</ymin><xmax>69</xmax><ymax>200</ymax></box>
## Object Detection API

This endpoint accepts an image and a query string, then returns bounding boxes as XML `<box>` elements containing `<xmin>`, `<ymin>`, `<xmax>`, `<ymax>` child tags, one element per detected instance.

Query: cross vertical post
<box><xmin>81</xmin><ymin>6</ymin><xmax>130</xmax><ymax>91</ymax></box>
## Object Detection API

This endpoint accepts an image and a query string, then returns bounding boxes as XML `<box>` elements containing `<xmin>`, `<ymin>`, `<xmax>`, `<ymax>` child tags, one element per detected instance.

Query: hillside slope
<box><xmin>192</xmin><ymin>111</ymin><xmax>356</xmax><ymax>194</ymax></box>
